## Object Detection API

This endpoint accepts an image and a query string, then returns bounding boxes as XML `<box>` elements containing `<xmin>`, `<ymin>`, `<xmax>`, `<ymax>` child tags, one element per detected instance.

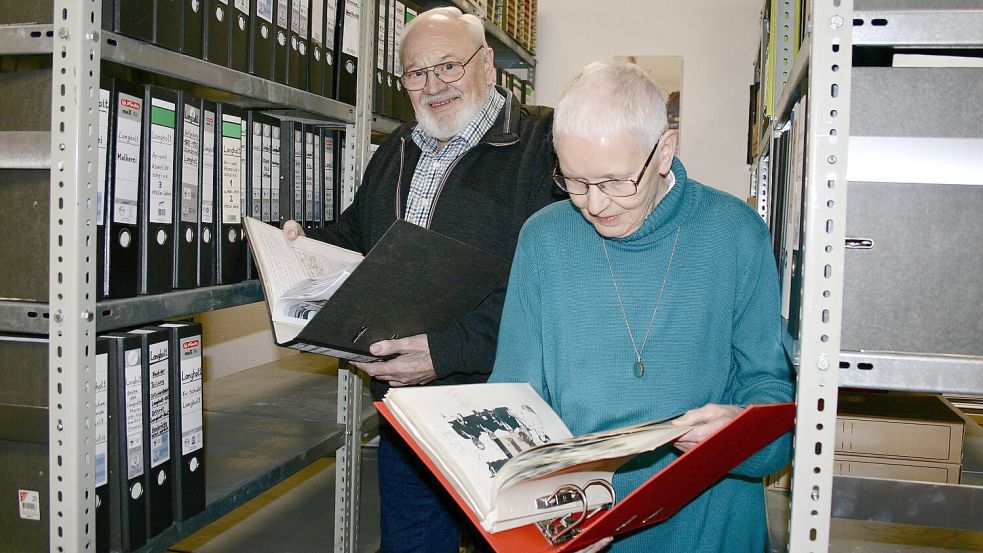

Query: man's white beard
<box><xmin>415</xmin><ymin>89</ymin><xmax>485</xmax><ymax>142</ymax></box>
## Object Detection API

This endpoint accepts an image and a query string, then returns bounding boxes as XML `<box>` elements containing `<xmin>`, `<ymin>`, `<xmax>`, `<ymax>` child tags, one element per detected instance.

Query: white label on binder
<box><xmin>181</xmin><ymin>103</ymin><xmax>201</xmax><ymax>224</ymax></box>
<box><xmin>149</xmin><ymin>97</ymin><xmax>176</xmax><ymax>225</ymax></box>
<box><xmin>202</xmin><ymin>109</ymin><xmax>216</xmax><ymax>224</ymax></box>
<box><xmin>98</xmin><ymin>87</ymin><xmax>110</xmax><ymax>226</ymax></box>
<box><xmin>222</xmin><ymin>114</ymin><xmax>243</xmax><ymax>224</ymax></box>
<box><xmin>124</xmin><ymin>348</ymin><xmax>145</xmax><ymax>480</ymax></box>
<box><xmin>18</xmin><ymin>490</ymin><xmax>41</xmax><ymax>521</ymax></box>
<box><xmin>342</xmin><ymin>0</ymin><xmax>360</xmax><ymax>58</ymax></box>
<box><xmin>179</xmin><ymin>335</ymin><xmax>205</xmax><ymax>454</ymax></box>
<box><xmin>258</xmin><ymin>0</ymin><xmax>273</xmax><ymax>23</ymax></box>
<box><xmin>271</xmin><ymin>126</ymin><xmax>281</xmax><ymax>222</ymax></box>
<box><xmin>277</xmin><ymin>0</ymin><xmax>289</xmax><ymax>29</ymax></box>
<box><xmin>147</xmin><ymin>340</ymin><xmax>171</xmax><ymax>468</ymax></box>
<box><xmin>114</xmin><ymin>93</ymin><xmax>142</xmax><ymax>226</ymax></box>
<box><xmin>311</xmin><ymin>0</ymin><xmax>324</xmax><ymax>46</ymax></box>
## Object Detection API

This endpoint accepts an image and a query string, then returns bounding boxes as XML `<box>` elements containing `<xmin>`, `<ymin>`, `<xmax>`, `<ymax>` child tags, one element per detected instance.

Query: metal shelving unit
<box><xmin>755</xmin><ymin>0</ymin><xmax>983</xmax><ymax>550</ymax></box>
<box><xmin>0</xmin><ymin>1</ymin><xmax>377</xmax><ymax>552</ymax></box>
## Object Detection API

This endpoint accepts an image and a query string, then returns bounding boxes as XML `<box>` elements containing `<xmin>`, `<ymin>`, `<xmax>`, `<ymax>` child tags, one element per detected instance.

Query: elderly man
<box><xmin>490</xmin><ymin>60</ymin><xmax>794</xmax><ymax>552</ymax></box>
<box><xmin>283</xmin><ymin>7</ymin><xmax>559</xmax><ymax>552</ymax></box>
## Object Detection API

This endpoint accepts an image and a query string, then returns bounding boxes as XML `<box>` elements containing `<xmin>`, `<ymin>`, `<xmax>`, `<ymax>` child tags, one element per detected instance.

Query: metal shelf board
<box><xmin>96</xmin><ymin>281</ymin><xmax>263</xmax><ymax>331</ymax></box>
<box><xmin>0</xmin><ymin>24</ymin><xmax>53</xmax><ymax>54</ymax></box>
<box><xmin>129</xmin><ymin>355</ymin><xmax>378</xmax><ymax>553</ymax></box>
<box><xmin>853</xmin><ymin>0</ymin><xmax>983</xmax><ymax>47</ymax></box>
<box><xmin>0</xmin><ymin>131</ymin><xmax>51</xmax><ymax>169</ymax></box>
<box><xmin>0</xmin><ymin>282</ymin><xmax>262</xmax><ymax>335</ymax></box>
<box><xmin>838</xmin><ymin>351</ymin><xmax>983</xmax><ymax>395</ymax></box>
<box><xmin>100</xmin><ymin>32</ymin><xmax>356</xmax><ymax>120</ymax></box>
<box><xmin>372</xmin><ymin>114</ymin><xmax>403</xmax><ymax>135</ymax></box>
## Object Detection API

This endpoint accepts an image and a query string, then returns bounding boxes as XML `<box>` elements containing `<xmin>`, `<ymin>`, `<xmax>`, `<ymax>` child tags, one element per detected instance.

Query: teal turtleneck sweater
<box><xmin>490</xmin><ymin>158</ymin><xmax>793</xmax><ymax>553</ymax></box>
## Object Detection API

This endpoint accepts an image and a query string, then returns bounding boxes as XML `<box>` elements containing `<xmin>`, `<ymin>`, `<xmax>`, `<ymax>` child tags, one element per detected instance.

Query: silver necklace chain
<box><xmin>601</xmin><ymin>227</ymin><xmax>681</xmax><ymax>378</ymax></box>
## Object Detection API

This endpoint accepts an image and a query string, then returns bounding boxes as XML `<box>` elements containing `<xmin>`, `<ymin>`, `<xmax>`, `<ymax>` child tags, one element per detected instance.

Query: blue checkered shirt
<box><xmin>404</xmin><ymin>88</ymin><xmax>505</xmax><ymax>227</ymax></box>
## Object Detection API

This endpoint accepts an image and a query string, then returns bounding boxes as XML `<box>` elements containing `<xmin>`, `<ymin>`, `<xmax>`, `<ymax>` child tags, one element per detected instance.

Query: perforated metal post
<box><xmin>787</xmin><ymin>0</ymin><xmax>853</xmax><ymax>550</ymax></box>
<box><xmin>334</xmin><ymin>0</ymin><xmax>376</xmax><ymax>550</ymax></box>
<box><xmin>49</xmin><ymin>0</ymin><xmax>101</xmax><ymax>550</ymax></box>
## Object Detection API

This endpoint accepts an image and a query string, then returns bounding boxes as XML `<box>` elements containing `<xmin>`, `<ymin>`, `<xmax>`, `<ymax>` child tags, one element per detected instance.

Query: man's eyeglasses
<box><xmin>552</xmin><ymin>140</ymin><xmax>660</xmax><ymax>197</ymax></box>
<box><xmin>401</xmin><ymin>47</ymin><xmax>485</xmax><ymax>91</ymax></box>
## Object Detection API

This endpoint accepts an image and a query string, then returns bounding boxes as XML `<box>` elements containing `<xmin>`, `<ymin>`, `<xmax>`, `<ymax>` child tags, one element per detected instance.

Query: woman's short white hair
<box><xmin>554</xmin><ymin>61</ymin><xmax>668</xmax><ymax>150</ymax></box>
<box><xmin>400</xmin><ymin>7</ymin><xmax>487</xmax><ymax>64</ymax></box>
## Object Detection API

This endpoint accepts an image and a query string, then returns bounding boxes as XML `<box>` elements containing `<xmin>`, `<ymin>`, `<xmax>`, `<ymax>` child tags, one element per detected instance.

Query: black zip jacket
<box><xmin>306</xmin><ymin>87</ymin><xmax>563</xmax><ymax>398</ymax></box>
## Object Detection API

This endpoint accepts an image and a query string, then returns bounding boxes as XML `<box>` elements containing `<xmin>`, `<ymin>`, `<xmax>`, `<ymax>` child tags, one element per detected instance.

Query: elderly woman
<box><xmin>489</xmin><ymin>60</ymin><xmax>794</xmax><ymax>552</ymax></box>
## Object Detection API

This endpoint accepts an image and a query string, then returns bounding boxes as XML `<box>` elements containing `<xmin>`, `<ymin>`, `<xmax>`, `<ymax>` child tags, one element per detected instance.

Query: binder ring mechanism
<box><xmin>537</xmin><ymin>479</ymin><xmax>616</xmax><ymax>544</ymax></box>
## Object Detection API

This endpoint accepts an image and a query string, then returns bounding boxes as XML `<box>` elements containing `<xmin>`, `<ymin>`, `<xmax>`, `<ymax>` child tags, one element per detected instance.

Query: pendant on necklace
<box><xmin>634</xmin><ymin>360</ymin><xmax>645</xmax><ymax>378</ymax></box>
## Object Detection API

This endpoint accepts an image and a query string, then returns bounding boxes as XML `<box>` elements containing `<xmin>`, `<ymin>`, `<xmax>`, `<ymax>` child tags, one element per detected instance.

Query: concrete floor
<box><xmin>167</xmin><ymin>445</ymin><xmax>381</xmax><ymax>553</ymax></box>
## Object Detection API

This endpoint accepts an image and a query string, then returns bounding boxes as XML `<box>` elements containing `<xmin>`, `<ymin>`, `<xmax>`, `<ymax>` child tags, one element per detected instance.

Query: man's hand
<box><xmin>351</xmin><ymin>333</ymin><xmax>437</xmax><ymax>387</ymax></box>
<box><xmin>282</xmin><ymin>219</ymin><xmax>305</xmax><ymax>241</ymax></box>
<box><xmin>671</xmin><ymin>403</ymin><xmax>743</xmax><ymax>452</ymax></box>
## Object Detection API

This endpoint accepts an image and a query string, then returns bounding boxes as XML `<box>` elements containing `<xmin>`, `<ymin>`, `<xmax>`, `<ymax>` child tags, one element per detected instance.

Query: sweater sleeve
<box><xmin>726</xmin><ymin>223</ymin><xmax>795</xmax><ymax>477</ymax></box>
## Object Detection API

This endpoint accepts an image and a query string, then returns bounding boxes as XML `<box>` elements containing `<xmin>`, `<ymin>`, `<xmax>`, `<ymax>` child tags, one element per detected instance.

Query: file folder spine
<box><xmin>373</xmin><ymin>0</ymin><xmax>387</xmax><ymax>115</ymax></box>
<box><xmin>293</xmin><ymin>124</ymin><xmax>305</xmax><ymax>224</ymax></box>
<box><xmin>231</xmin><ymin>0</ymin><xmax>251</xmax><ymax>71</ymax></box>
<box><xmin>139</xmin><ymin>87</ymin><xmax>178</xmax><ymax>295</ymax></box>
<box><xmin>175</xmin><ymin>93</ymin><xmax>202</xmax><ymax>290</ymax></box>
<box><xmin>106</xmin><ymin>81</ymin><xmax>145</xmax><ymax>299</ymax></box>
<box><xmin>385</xmin><ymin>0</ymin><xmax>396</xmax><ymax>118</ymax></box>
<box><xmin>217</xmin><ymin>105</ymin><xmax>246</xmax><ymax>284</ymax></box>
<box><xmin>309</xmin><ymin>0</ymin><xmax>327</xmax><ymax>95</ymax></box>
<box><xmin>261</xmin><ymin>120</ymin><xmax>274</xmax><ymax>224</ymax></box>
<box><xmin>204</xmin><ymin>0</ymin><xmax>231</xmax><ymax>67</ymax></box>
<box><xmin>288</xmin><ymin>0</ymin><xmax>311</xmax><ymax>89</ymax></box>
<box><xmin>157</xmin><ymin>322</ymin><xmax>206</xmax><ymax>521</ymax></box>
<box><xmin>392</xmin><ymin>0</ymin><xmax>407</xmax><ymax>120</ymax></box>
<box><xmin>97</xmin><ymin>79</ymin><xmax>115</xmax><ymax>301</ymax></box>
<box><xmin>312</xmin><ymin>127</ymin><xmax>323</xmax><ymax>227</ymax></box>
<box><xmin>129</xmin><ymin>328</ymin><xmax>174</xmax><ymax>539</ymax></box>
<box><xmin>336</xmin><ymin>0</ymin><xmax>360</xmax><ymax>104</ymax></box>
<box><xmin>321</xmin><ymin>129</ymin><xmax>336</xmax><ymax>224</ymax></box>
<box><xmin>304</xmin><ymin>128</ymin><xmax>315</xmax><ymax>227</ymax></box>
<box><xmin>250</xmin><ymin>0</ymin><xmax>276</xmax><ymax>79</ymax></box>
<box><xmin>101</xmin><ymin>333</ymin><xmax>147</xmax><ymax>552</ymax></box>
<box><xmin>95</xmin><ymin>339</ymin><xmax>111</xmax><ymax>553</ymax></box>
<box><xmin>155</xmin><ymin>0</ymin><xmax>183</xmax><ymax>52</ymax></box>
<box><xmin>270</xmin><ymin>123</ymin><xmax>283</xmax><ymax>224</ymax></box>
<box><xmin>274</xmin><ymin>0</ymin><xmax>291</xmax><ymax>84</ymax></box>
<box><xmin>182</xmin><ymin>0</ymin><xmax>205</xmax><ymax>58</ymax></box>
<box><xmin>324</xmin><ymin>0</ymin><xmax>338</xmax><ymax>97</ymax></box>
<box><xmin>199</xmin><ymin>101</ymin><xmax>218</xmax><ymax>287</ymax></box>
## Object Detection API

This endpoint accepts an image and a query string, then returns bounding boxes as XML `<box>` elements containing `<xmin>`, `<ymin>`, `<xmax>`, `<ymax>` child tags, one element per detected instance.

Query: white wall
<box><xmin>533</xmin><ymin>0</ymin><xmax>762</xmax><ymax>200</ymax></box>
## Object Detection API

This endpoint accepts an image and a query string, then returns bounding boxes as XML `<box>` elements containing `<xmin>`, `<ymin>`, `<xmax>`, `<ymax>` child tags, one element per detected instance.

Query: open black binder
<box><xmin>244</xmin><ymin>218</ymin><xmax>511</xmax><ymax>362</ymax></box>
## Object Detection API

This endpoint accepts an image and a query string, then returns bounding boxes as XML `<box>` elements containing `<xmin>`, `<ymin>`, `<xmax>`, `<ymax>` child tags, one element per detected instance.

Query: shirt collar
<box><xmin>411</xmin><ymin>87</ymin><xmax>505</xmax><ymax>155</ymax></box>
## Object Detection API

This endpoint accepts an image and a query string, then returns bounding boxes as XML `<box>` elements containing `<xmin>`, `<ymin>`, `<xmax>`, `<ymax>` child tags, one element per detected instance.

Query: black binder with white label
<box><xmin>249</xmin><ymin>0</ymin><xmax>275</xmax><ymax>79</ymax></box>
<box><xmin>182</xmin><ymin>0</ymin><xmax>205</xmax><ymax>58</ymax></box>
<box><xmin>270</xmin><ymin>123</ymin><xmax>283</xmax><ymax>224</ymax></box>
<box><xmin>319</xmin><ymin>127</ymin><xmax>337</xmax><ymax>224</ymax></box>
<box><xmin>155</xmin><ymin>0</ymin><xmax>183</xmax><ymax>52</ymax></box>
<box><xmin>139</xmin><ymin>86</ymin><xmax>179</xmax><ymax>295</ymax></box>
<box><xmin>204</xmin><ymin>0</ymin><xmax>231</xmax><ymax>67</ymax></box>
<box><xmin>96</xmin><ymin>78</ymin><xmax>115</xmax><ymax>301</ymax></box>
<box><xmin>216</xmin><ymin>104</ymin><xmax>247</xmax><ymax>284</ymax></box>
<box><xmin>156</xmin><ymin>322</ymin><xmax>206</xmax><ymax>521</ymax></box>
<box><xmin>106</xmin><ymin>80</ymin><xmax>145</xmax><ymax>299</ymax></box>
<box><xmin>199</xmin><ymin>100</ymin><xmax>219</xmax><ymax>287</ymax></box>
<box><xmin>128</xmin><ymin>327</ymin><xmax>174</xmax><ymax>539</ymax></box>
<box><xmin>230</xmin><ymin>0</ymin><xmax>251</xmax><ymax>71</ymax></box>
<box><xmin>308</xmin><ymin>0</ymin><xmax>328</xmax><ymax>96</ymax></box>
<box><xmin>100</xmin><ymin>332</ymin><xmax>147</xmax><ymax>552</ymax></box>
<box><xmin>287</xmin><ymin>0</ymin><xmax>310</xmax><ymax>89</ymax></box>
<box><xmin>373</xmin><ymin>0</ymin><xmax>387</xmax><ymax>115</ymax></box>
<box><xmin>273</xmin><ymin>0</ymin><xmax>291</xmax><ymax>84</ymax></box>
<box><xmin>174</xmin><ymin>92</ymin><xmax>202</xmax><ymax>289</ymax></box>
<box><xmin>335</xmin><ymin>0</ymin><xmax>360</xmax><ymax>104</ymax></box>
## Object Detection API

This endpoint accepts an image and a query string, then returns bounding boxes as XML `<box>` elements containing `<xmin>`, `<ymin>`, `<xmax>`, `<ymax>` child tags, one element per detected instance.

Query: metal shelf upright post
<box><xmin>47</xmin><ymin>0</ymin><xmax>101</xmax><ymax>550</ymax></box>
<box><xmin>785</xmin><ymin>0</ymin><xmax>853</xmax><ymax>551</ymax></box>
